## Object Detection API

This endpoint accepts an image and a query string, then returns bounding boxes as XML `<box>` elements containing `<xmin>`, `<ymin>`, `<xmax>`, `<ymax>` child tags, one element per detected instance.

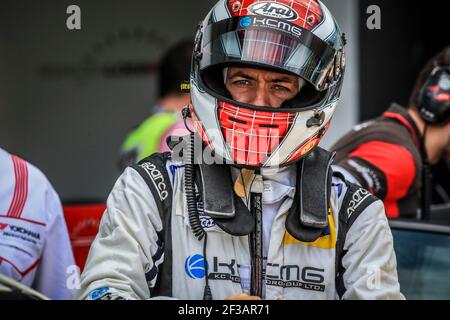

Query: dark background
<box><xmin>359</xmin><ymin>0</ymin><xmax>449</xmax><ymax>120</ymax></box>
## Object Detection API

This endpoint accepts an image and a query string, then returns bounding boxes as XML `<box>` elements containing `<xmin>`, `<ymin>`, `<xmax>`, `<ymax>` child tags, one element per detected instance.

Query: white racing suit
<box><xmin>0</xmin><ymin>148</ymin><xmax>77</xmax><ymax>300</ymax></box>
<box><xmin>77</xmin><ymin>152</ymin><xmax>404</xmax><ymax>300</ymax></box>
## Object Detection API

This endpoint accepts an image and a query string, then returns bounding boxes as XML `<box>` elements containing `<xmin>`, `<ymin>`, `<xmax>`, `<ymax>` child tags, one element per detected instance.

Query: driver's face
<box><xmin>225</xmin><ymin>67</ymin><xmax>303</xmax><ymax>108</ymax></box>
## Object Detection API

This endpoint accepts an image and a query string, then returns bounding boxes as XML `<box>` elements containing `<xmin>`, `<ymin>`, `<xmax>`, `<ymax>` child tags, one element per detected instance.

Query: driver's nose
<box><xmin>250</xmin><ymin>83</ymin><xmax>274</xmax><ymax>108</ymax></box>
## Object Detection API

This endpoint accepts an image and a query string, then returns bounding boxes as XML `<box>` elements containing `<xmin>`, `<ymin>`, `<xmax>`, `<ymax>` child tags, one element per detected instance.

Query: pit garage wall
<box><xmin>0</xmin><ymin>23</ymin><xmax>16</xmax><ymax>149</ymax></box>
<box><xmin>358</xmin><ymin>0</ymin><xmax>449</xmax><ymax>121</ymax></box>
<box><xmin>0</xmin><ymin>0</ymin><xmax>215</xmax><ymax>201</ymax></box>
<box><xmin>319</xmin><ymin>0</ymin><xmax>359</xmax><ymax>149</ymax></box>
<box><xmin>0</xmin><ymin>0</ymin><xmax>360</xmax><ymax>201</ymax></box>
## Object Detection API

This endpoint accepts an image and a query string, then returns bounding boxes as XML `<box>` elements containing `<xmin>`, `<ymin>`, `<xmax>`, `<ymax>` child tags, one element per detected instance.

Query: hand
<box><xmin>224</xmin><ymin>293</ymin><xmax>262</xmax><ymax>300</ymax></box>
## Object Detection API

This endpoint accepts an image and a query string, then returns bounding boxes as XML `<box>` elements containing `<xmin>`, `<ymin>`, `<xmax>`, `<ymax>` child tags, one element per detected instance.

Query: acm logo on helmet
<box><xmin>184</xmin><ymin>254</ymin><xmax>208</xmax><ymax>279</ymax></box>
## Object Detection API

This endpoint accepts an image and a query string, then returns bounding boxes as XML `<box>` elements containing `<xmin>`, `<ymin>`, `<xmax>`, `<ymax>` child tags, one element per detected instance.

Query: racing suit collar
<box><xmin>231</xmin><ymin>166</ymin><xmax>296</xmax><ymax>205</ymax></box>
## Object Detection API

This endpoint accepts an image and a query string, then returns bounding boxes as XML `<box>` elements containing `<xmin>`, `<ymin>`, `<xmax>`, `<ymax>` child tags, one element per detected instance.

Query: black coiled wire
<box><xmin>184</xmin><ymin>132</ymin><xmax>212</xmax><ymax>300</ymax></box>
<box><xmin>184</xmin><ymin>133</ymin><xmax>206</xmax><ymax>241</ymax></box>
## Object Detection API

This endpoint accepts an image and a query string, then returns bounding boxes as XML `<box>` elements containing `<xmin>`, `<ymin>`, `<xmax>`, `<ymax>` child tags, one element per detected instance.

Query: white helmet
<box><xmin>190</xmin><ymin>0</ymin><xmax>346</xmax><ymax>168</ymax></box>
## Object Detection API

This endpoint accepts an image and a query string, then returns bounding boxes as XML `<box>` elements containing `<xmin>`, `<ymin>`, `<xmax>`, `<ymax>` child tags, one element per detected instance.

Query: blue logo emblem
<box><xmin>89</xmin><ymin>287</ymin><xmax>109</xmax><ymax>300</ymax></box>
<box><xmin>184</xmin><ymin>254</ymin><xmax>207</xmax><ymax>279</ymax></box>
<box><xmin>239</xmin><ymin>17</ymin><xmax>252</xmax><ymax>28</ymax></box>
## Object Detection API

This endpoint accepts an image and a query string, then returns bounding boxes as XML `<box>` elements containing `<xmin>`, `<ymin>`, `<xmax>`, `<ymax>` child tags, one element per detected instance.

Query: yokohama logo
<box><xmin>9</xmin><ymin>225</ymin><xmax>41</xmax><ymax>239</ymax></box>
<box><xmin>0</xmin><ymin>223</ymin><xmax>8</xmax><ymax>231</ymax></box>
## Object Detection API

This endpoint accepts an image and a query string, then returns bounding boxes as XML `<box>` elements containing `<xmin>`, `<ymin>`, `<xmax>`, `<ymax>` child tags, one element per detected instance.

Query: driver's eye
<box><xmin>273</xmin><ymin>85</ymin><xmax>290</xmax><ymax>92</ymax></box>
<box><xmin>234</xmin><ymin>80</ymin><xmax>251</xmax><ymax>86</ymax></box>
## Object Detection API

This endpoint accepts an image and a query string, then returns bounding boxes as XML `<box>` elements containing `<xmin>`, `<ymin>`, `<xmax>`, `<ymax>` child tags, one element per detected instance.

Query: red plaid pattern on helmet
<box><xmin>227</xmin><ymin>0</ymin><xmax>323</xmax><ymax>31</ymax></box>
<box><xmin>218</xmin><ymin>101</ymin><xmax>296</xmax><ymax>166</ymax></box>
<box><xmin>238</xmin><ymin>29</ymin><xmax>298</xmax><ymax>67</ymax></box>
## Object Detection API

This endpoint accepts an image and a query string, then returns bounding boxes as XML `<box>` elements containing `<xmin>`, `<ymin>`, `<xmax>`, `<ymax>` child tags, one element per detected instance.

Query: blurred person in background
<box><xmin>0</xmin><ymin>147</ymin><xmax>77</xmax><ymax>299</ymax></box>
<box><xmin>119</xmin><ymin>40</ymin><xmax>193</xmax><ymax>170</ymax></box>
<box><xmin>332</xmin><ymin>46</ymin><xmax>450</xmax><ymax>219</ymax></box>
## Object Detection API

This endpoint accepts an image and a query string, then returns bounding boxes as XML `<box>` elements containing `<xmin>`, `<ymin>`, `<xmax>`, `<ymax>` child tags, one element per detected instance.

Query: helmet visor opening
<box><xmin>200</xmin><ymin>17</ymin><xmax>337</xmax><ymax>91</ymax></box>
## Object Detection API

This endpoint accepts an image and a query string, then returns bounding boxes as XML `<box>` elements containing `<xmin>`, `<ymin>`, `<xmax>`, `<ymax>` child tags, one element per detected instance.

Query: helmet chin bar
<box><xmin>189</xmin><ymin>96</ymin><xmax>336</xmax><ymax>169</ymax></box>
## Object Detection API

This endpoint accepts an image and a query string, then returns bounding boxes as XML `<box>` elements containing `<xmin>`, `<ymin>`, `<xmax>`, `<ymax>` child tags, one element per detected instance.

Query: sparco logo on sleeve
<box><xmin>140</xmin><ymin>162</ymin><xmax>169</xmax><ymax>201</ymax></box>
<box><xmin>347</xmin><ymin>188</ymin><xmax>371</xmax><ymax>218</ymax></box>
<box><xmin>248</xmin><ymin>2</ymin><xmax>299</xmax><ymax>21</ymax></box>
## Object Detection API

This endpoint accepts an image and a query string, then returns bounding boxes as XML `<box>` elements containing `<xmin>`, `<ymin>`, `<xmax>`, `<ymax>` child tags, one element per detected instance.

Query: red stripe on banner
<box><xmin>11</xmin><ymin>158</ymin><xmax>23</xmax><ymax>218</ymax></box>
<box><xmin>7</xmin><ymin>157</ymin><xmax>20</xmax><ymax>216</ymax></box>
<box><xmin>9</xmin><ymin>156</ymin><xmax>23</xmax><ymax>217</ymax></box>
<box><xmin>21</xmin><ymin>258</ymin><xmax>40</xmax><ymax>277</ymax></box>
<box><xmin>15</xmin><ymin>159</ymin><xmax>28</xmax><ymax>217</ymax></box>
<box><xmin>7</xmin><ymin>155</ymin><xmax>29</xmax><ymax>218</ymax></box>
<box><xmin>0</xmin><ymin>256</ymin><xmax>22</xmax><ymax>276</ymax></box>
<box><xmin>0</xmin><ymin>256</ymin><xmax>40</xmax><ymax>278</ymax></box>
<box><xmin>0</xmin><ymin>215</ymin><xmax>46</xmax><ymax>227</ymax></box>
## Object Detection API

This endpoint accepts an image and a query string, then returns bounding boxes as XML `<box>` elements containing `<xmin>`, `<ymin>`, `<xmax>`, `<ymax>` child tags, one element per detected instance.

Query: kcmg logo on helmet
<box><xmin>184</xmin><ymin>254</ymin><xmax>208</xmax><ymax>279</ymax></box>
